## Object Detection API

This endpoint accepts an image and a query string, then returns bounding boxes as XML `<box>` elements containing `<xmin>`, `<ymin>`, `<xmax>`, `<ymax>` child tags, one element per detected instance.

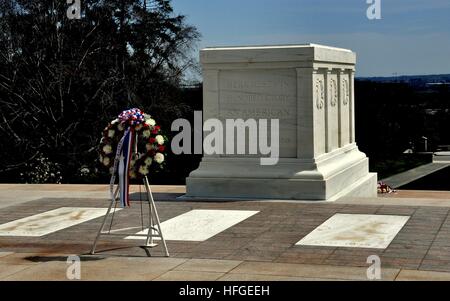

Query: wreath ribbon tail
<box><xmin>109</xmin><ymin>129</ymin><xmax>126</xmax><ymax>203</ymax></box>
<box><xmin>118</xmin><ymin>129</ymin><xmax>134</xmax><ymax>207</ymax></box>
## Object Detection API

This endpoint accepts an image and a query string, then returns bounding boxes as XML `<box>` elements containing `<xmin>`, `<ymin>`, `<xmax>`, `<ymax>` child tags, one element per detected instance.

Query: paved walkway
<box><xmin>2</xmin><ymin>252</ymin><xmax>450</xmax><ymax>281</ymax></box>
<box><xmin>1</xmin><ymin>184</ymin><xmax>450</xmax><ymax>281</ymax></box>
<box><xmin>0</xmin><ymin>184</ymin><xmax>184</xmax><ymax>209</ymax></box>
<box><xmin>381</xmin><ymin>163</ymin><xmax>450</xmax><ymax>188</ymax></box>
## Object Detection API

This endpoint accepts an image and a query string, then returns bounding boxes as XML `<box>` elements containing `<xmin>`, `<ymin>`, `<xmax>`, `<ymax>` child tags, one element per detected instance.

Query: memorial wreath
<box><xmin>98</xmin><ymin>108</ymin><xmax>167</xmax><ymax>206</ymax></box>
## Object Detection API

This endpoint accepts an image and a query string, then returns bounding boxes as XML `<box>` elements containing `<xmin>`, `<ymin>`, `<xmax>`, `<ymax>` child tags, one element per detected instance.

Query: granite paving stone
<box><xmin>1</xmin><ymin>192</ymin><xmax>450</xmax><ymax>278</ymax></box>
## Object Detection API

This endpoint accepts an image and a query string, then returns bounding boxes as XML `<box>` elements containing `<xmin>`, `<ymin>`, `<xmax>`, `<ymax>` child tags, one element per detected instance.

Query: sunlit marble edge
<box><xmin>296</xmin><ymin>214</ymin><xmax>411</xmax><ymax>249</ymax></box>
<box><xmin>0</xmin><ymin>207</ymin><xmax>122</xmax><ymax>237</ymax></box>
<box><xmin>125</xmin><ymin>209</ymin><xmax>260</xmax><ymax>241</ymax></box>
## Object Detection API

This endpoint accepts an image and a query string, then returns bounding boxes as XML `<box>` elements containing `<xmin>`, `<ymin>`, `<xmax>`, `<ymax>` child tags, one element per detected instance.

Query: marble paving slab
<box><xmin>126</xmin><ymin>209</ymin><xmax>259</xmax><ymax>241</ymax></box>
<box><xmin>296</xmin><ymin>214</ymin><xmax>410</xmax><ymax>249</ymax></box>
<box><xmin>0</xmin><ymin>207</ymin><xmax>121</xmax><ymax>237</ymax></box>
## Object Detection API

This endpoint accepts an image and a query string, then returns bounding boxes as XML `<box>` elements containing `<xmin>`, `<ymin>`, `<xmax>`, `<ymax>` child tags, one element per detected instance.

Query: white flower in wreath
<box><xmin>102</xmin><ymin>157</ymin><xmax>110</xmax><ymax>166</ymax></box>
<box><xmin>117</xmin><ymin>123</ymin><xmax>125</xmax><ymax>131</ymax></box>
<box><xmin>142</xmin><ymin>129</ymin><xmax>151</xmax><ymax>138</ymax></box>
<box><xmin>138</xmin><ymin>165</ymin><xmax>149</xmax><ymax>175</ymax></box>
<box><xmin>144</xmin><ymin>157</ymin><xmax>153</xmax><ymax>166</ymax></box>
<box><xmin>102</xmin><ymin>144</ymin><xmax>113</xmax><ymax>154</ymax></box>
<box><xmin>99</xmin><ymin>155</ymin><xmax>104</xmax><ymax>163</ymax></box>
<box><xmin>108</xmin><ymin>129</ymin><xmax>115</xmax><ymax>138</ymax></box>
<box><xmin>154</xmin><ymin>153</ymin><xmax>164</xmax><ymax>164</ymax></box>
<box><xmin>145</xmin><ymin>118</ymin><xmax>156</xmax><ymax>127</ymax></box>
<box><xmin>155</xmin><ymin>135</ymin><xmax>164</xmax><ymax>145</ymax></box>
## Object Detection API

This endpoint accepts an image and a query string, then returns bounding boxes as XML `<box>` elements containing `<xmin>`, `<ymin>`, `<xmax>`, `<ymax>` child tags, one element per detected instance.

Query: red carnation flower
<box><xmin>158</xmin><ymin>145</ymin><xmax>165</xmax><ymax>152</ymax></box>
<box><xmin>152</xmin><ymin>125</ymin><xmax>161</xmax><ymax>134</ymax></box>
<box><xmin>149</xmin><ymin>137</ymin><xmax>156</xmax><ymax>144</ymax></box>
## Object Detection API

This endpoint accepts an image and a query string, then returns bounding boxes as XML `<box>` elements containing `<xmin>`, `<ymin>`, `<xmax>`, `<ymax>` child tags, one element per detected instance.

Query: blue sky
<box><xmin>171</xmin><ymin>0</ymin><xmax>450</xmax><ymax>77</ymax></box>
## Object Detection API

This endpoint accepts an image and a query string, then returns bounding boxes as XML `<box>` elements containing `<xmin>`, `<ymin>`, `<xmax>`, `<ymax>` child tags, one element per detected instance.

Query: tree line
<box><xmin>0</xmin><ymin>0</ymin><xmax>202</xmax><ymax>183</ymax></box>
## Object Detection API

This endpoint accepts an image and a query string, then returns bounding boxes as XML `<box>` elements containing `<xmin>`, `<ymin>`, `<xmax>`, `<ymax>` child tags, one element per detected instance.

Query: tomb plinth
<box><xmin>186</xmin><ymin>44</ymin><xmax>377</xmax><ymax>201</ymax></box>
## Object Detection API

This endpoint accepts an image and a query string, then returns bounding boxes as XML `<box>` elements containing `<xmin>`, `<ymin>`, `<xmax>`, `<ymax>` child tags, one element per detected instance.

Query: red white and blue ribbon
<box><xmin>110</xmin><ymin>108</ymin><xmax>145</xmax><ymax>208</ymax></box>
<box><xmin>118</xmin><ymin>128</ymin><xmax>135</xmax><ymax>207</ymax></box>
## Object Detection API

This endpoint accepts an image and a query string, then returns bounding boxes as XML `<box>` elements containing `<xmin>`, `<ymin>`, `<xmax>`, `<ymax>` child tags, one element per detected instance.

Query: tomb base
<box><xmin>186</xmin><ymin>144</ymin><xmax>377</xmax><ymax>201</ymax></box>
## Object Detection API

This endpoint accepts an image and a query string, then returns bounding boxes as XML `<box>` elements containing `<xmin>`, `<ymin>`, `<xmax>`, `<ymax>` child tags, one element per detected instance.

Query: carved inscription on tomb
<box><xmin>219</xmin><ymin>69</ymin><xmax>297</xmax><ymax>157</ymax></box>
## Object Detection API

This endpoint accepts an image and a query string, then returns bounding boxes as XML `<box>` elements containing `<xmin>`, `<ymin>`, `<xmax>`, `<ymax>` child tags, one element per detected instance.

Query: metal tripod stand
<box><xmin>90</xmin><ymin>176</ymin><xmax>169</xmax><ymax>257</ymax></box>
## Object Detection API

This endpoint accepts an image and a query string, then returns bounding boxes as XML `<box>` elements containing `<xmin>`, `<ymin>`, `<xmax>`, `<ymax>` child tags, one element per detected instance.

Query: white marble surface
<box><xmin>126</xmin><ymin>209</ymin><xmax>259</xmax><ymax>241</ymax></box>
<box><xmin>200</xmin><ymin>44</ymin><xmax>356</xmax><ymax>64</ymax></box>
<box><xmin>0</xmin><ymin>207</ymin><xmax>121</xmax><ymax>237</ymax></box>
<box><xmin>433</xmin><ymin>152</ymin><xmax>450</xmax><ymax>162</ymax></box>
<box><xmin>187</xmin><ymin>44</ymin><xmax>377</xmax><ymax>200</ymax></box>
<box><xmin>296</xmin><ymin>214</ymin><xmax>410</xmax><ymax>249</ymax></box>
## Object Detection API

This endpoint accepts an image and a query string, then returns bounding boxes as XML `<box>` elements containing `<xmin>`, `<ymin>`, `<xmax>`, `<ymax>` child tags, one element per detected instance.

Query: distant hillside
<box><xmin>357</xmin><ymin>74</ymin><xmax>450</xmax><ymax>87</ymax></box>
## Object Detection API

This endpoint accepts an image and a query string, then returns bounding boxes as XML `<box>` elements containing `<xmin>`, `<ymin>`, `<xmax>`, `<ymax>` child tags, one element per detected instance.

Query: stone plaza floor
<box><xmin>1</xmin><ymin>184</ymin><xmax>450</xmax><ymax>281</ymax></box>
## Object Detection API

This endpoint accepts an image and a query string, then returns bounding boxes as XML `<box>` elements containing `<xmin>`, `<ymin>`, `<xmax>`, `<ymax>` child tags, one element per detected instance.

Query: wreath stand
<box><xmin>90</xmin><ymin>167</ymin><xmax>169</xmax><ymax>256</ymax></box>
